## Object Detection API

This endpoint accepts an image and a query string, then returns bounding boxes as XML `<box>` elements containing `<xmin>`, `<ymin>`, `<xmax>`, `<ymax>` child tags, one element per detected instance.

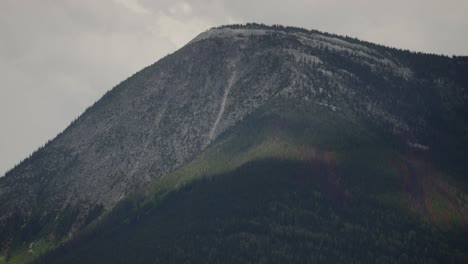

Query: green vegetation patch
<box><xmin>37</xmin><ymin>159</ymin><xmax>467</xmax><ymax>263</ymax></box>
<box><xmin>0</xmin><ymin>239</ymin><xmax>53</xmax><ymax>264</ymax></box>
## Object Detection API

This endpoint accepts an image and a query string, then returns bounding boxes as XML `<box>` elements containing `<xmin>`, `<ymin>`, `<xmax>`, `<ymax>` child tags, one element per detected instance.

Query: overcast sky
<box><xmin>1</xmin><ymin>0</ymin><xmax>467</xmax><ymax>176</ymax></box>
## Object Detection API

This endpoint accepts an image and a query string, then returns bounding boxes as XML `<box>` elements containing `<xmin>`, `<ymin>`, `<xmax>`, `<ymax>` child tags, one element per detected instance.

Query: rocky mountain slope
<box><xmin>0</xmin><ymin>23</ymin><xmax>467</xmax><ymax>263</ymax></box>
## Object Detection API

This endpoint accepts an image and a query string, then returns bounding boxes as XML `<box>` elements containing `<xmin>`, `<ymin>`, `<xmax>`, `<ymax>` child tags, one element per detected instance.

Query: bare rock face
<box><xmin>0</xmin><ymin>24</ymin><xmax>466</xmax><ymax>242</ymax></box>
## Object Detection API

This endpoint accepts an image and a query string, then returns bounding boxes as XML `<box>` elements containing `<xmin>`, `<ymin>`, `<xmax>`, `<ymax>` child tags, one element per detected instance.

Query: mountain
<box><xmin>1</xmin><ymin>23</ymin><xmax>467</xmax><ymax>263</ymax></box>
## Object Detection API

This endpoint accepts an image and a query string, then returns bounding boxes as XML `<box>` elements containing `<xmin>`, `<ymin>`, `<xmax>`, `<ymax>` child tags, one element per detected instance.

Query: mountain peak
<box><xmin>1</xmin><ymin>23</ymin><xmax>467</xmax><ymax>263</ymax></box>
<box><xmin>190</xmin><ymin>25</ymin><xmax>273</xmax><ymax>44</ymax></box>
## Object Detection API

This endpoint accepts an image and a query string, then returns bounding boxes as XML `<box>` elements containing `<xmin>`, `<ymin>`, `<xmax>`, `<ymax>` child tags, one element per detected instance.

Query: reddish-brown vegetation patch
<box><xmin>396</xmin><ymin>155</ymin><xmax>468</xmax><ymax>229</ymax></box>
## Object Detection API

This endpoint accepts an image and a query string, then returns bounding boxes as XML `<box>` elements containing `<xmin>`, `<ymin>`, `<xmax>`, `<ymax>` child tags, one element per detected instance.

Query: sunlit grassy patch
<box><xmin>153</xmin><ymin>136</ymin><xmax>311</xmax><ymax>194</ymax></box>
<box><xmin>0</xmin><ymin>239</ymin><xmax>53</xmax><ymax>264</ymax></box>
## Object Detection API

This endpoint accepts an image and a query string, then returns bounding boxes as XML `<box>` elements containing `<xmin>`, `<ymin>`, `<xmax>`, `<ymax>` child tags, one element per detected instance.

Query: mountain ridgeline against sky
<box><xmin>1</xmin><ymin>24</ymin><xmax>467</xmax><ymax>263</ymax></box>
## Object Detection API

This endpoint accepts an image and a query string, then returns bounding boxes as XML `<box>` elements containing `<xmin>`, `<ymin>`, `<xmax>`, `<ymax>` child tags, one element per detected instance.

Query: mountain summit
<box><xmin>1</xmin><ymin>24</ymin><xmax>467</xmax><ymax>263</ymax></box>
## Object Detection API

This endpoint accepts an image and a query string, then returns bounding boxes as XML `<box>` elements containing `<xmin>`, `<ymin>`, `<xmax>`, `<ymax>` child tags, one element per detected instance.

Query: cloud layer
<box><xmin>0</xmin><ymin>0</ymin><xmax>467</xmax><ymax>176</ymax></box>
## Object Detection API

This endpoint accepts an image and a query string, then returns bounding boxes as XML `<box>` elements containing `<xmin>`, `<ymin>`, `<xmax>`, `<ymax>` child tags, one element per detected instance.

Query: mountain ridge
<box><xmin>0</xmin><ymin>23</ymin><xmax>467</xmax><ymax>263</ymax></box>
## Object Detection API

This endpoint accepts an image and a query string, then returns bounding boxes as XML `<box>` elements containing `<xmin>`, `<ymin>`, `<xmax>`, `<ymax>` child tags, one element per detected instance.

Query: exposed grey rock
<box><xmin>0</xmin><ymin>24</ymin><xmax>466</xmax><ymax>241</ymax></box>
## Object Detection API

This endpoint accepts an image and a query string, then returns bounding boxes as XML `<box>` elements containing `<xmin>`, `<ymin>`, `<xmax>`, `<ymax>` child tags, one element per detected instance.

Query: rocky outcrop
<box><xmin>1</xmin><ymin>24</ymin><xmax>466</xmax><ymax>244</ymax></box>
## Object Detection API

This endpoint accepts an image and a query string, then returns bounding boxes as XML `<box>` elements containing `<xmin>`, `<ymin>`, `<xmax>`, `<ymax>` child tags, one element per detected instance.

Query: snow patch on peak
<box><xmin>190</xmin><ymin>28</ymin><xmax>272</xmax><ymax>44</ymax></box>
